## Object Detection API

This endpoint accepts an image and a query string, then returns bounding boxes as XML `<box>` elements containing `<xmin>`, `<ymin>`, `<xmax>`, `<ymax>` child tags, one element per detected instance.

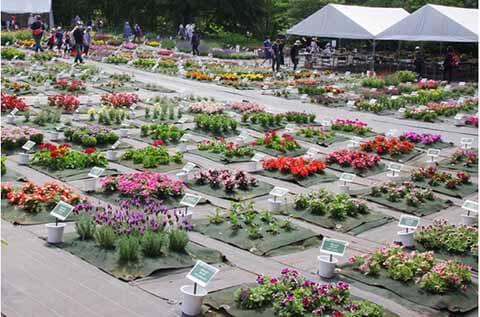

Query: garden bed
<box><xmin>188</xmin><ymin>181</ymin><xmax>273</xmax><ymax>201</ymax></box>
<box><xmin>29</xmin><ymin>165</ymin><xmax>119</xmax><ymax>182</ymax></box>
<box><xmin>1</xmin><ymin>199</ymin><xmax>78</xmax><ymax>225</ymax></box>
<box><xmin>188</xmin><ymin>149</ymin><xmax>253</xmax><ymax>163</ymax></box>
<box><xmin>255</xmin><ymin>145</ymin><xmax>307</xmax><ymax>157</ymax></box>
<box><xmin>294</xmin><ymin>132</ymin><xmax>348</xmax><ymax>147</ymax></box>
<box><xmin>327</xmin><ymin>162</ymin><xmax>386</xmax><ymax>177</ymax></box>
<box><xmin>254</xmin><ymin>169</ymin><xmax>336</xmax><ymax>187</ymax></box>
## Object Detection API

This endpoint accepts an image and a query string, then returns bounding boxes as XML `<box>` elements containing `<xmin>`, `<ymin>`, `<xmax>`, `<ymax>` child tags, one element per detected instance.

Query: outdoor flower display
<box><xmin>331</xmin><ymin>119</ymin><xmax>373</xmax><ymax>136</ymax></box>
<box><xmin>31</xmin><ymin>143</ymin><xmax>107</xmax><ymax>171</ymax></box>
<box><xmin>230</xmin><ymin>101</ymin><xmax>264</xmax><ymax>114</ymax></box>
<box><xmin>326</xmin><ymin>149</ymin><xmax>381</xmax><ymax>171</ymax></box>
<box><xmin>53</xmin><ymin>79</ymin><xmax>86</xmax><ymax>92</ymax></box>
<box><xmin>262</xmin><ymin>157</ymin><xmax>326</xmax><ymax>178</ymax></box>
<box><xmin>194</xmin><ymin>114</ymin><xmax>238</xmax><ymax>136</ymax></box>
<box><xmin>100</xmin><ymin>172</ymin><xmax>185</xmax><ymax>200</ymax></box>
<box><xmin>298</xmin><ymin>85</ymin><xmax>345</xmax><ymax>96</ymax></box>
<box><xmin>64</xmin><ymin>126</ymin><xmax>119</xmax><ymax>148</ymax></box>
<box><xmin>295</xmin><ymin>127</ymin><xmax>348</xmax><ymax>146</ymax></box>
<box><xmin>121</xmin><ymin>146</ymin><xmax>183</xmax><ymax>168</ymax></box>
<box><xmin>360</xmin><ymin>135</ymin><xmax>416</xmax><ymax>160</ymax></box>
<box><xmin>464</xmin><ymin>116</ymin><xmax>478</xmax><ymax>127</ymax></box>
<box><xmin>2</xmin><ymin>181</ymin><xmax>80</xmax><ymax>214</ymax></box>
<box><xmin>100</xmin><ymin>92</ymin><xmax>140</xmax><ymax>108</ymax></box>
<box><xmin>440</xmin><ymin>149</ymin><xmax>478</xmax><ymax>173</ymax></box>
<box><xmin>400</xmin><ymin>131</ymin><xmax>444</xmax><ymax>147</ymax></box>
<box><xmin>232</xmin><ymin>268</ymin><xmax>385</xmax><ymax>316</ymax></box>
<box><xmin>140</xmin><ymin>123</ymin><xmax>185</xmax><ymax>144</ymax></box>
<box><xmin>255</xmin><ymin>131</ymin><xmax>302</xmax><ymax>154</ymax></box>
<box><xmin>196</xmin><ymin>138</ymin><xmax>255</xmax><ymax>161</ymax></box>
<box><xmin>189</xmin><ymin>100</ymin><xmax>224</xmax><ymax>114</ymax></box>
<box><xmin>194</xmin><ymin>169</ymin><xmax>258</xmax><ymax>191</ymax></box>
<box><xmin>2</xmin><ymin>80</ymin><xmax>32</xmax><ymax>94</ymax></box>
<box><xmin>417</xmin><ymin>79</ymin><xmax>440</xmax><ymax>89</ymax></box>
<box><xmin>47</xmin><ymin>94</ymin><xmax>80</xmax><ymax>112</ymax></box>
<box><xmin>241</xmin><ymin>112</ymin><xmax>285</xmax><ymax>130</ymax></box>
<box><xmin>1</xmin><ymin>93</ymin><xmax>28</xmax><ymax>112</ymax></box>
<box><xmin>1</xmin><ymin>126</ymin><xmax>43</xmax><ymax>151</ymax></box>
<box><xmin>93</xmin><ymin>106</ymin><xmax>131</xmax><ymax>126</ymax></box>
<box><xmin>405</xmin><ymin>97</ymin><xmax>478</xmax><ymax>122</ymax></box>
<box><xmin>104</xmin><ymin>54</ymin><xmax>130</xmax><ymax>64</ymax></box>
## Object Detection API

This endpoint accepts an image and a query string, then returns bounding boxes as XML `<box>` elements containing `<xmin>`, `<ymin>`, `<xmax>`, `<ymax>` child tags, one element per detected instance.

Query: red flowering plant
<box><xmin>417</xmin><ymin>79</ymin><xmax>440</xmax><ymax>90</ymax></box>
<box><xmin>411</xmin><ymin>166</ymin><xmax>471</xmax><ymax>190</ymax></box>
<box><xmin>101</xmin><ymin>92</ymin><xmax>140</xmax><ymax>108</ymax></box>
<box><xmin>31</xmin><ymin>143</ymin><xmax>107</xmax><ymax>171</ymax></box>
<box><xmin>331</xmin><ymin>119</ymin><xmax>372</xmax><ymax>136</ymax></box>
<box><xmin>262</xmin><ymin>157</ymin><xmax>326</xmax><ymax>178</ymax></box>
<box><xmin>465</xmin><ymin>116</ymin><xmax>478</xmax><ymax>127</ymax></box>
<box><xmin>360</xmin><ymin>135</ymin><xmax>415</xmax><ymax>157</ymax></box>
<box><xmin>54</xmin><ymin>79</ymin><xmax>85</xmax><ymax>92</ymax></box>
<box><xmin>48</xmin><ymin>94</ymin><xmax>80</xmax><ymax>112</ymax></box>
<box><xmin>326</xmin><ymin>149</ymin><xmax>381</xmax><ymax>170</ymax></box>
<box><xmin>449</xmin><ymin>149</ymin><xmax>478</xmax><ymax>167</ymax></box>
<box><xmin>1</xmin><ymin>93</ymin><xmax>28</xmax><ymax>112</ymax></box>
<box><xmin>255</xmin><ymin>131</ymin><xmax>300</xmax><ymax>153</ymax></box>
<box><xmin>2</xmin><ymin>181</ymin><xmax>81</xmax><ymax>214</ymax></box>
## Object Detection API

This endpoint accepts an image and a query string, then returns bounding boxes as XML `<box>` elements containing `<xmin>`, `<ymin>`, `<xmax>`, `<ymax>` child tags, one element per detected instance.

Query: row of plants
<box><xmin>194</xmin><ymin>169</ymin><xmax>258</xmax><ymax>192</ymax></box>
<box><xmin>64</xmin><ymin>126</ymin><xmax>119</xmax><ymax>147</ymax></box>
<box><xmin>330</xmin><ymin>119</ymin><xmax>373</xmax><ymax>136</ymax></box>
<box><xmin>326</xmin><ymin>149</ymin><xmax>381</xmax><ymax>171</ymax></box>
<box><xmin>1</xmin><ymin>93</ymin><xmax>28</xmax><ymax>112</ymax></box>
<box><xmin>121</xmin><ymin>146</ymin><xmax>183</xmax><ymax>168</ymax></box>
<box><xmin>194</xmin><ymin>114</ymin><xmax>238</xmax><ymax>135</ymax></box>
<box><xmin>359</xmin><ymin>136</ymin><xmax>415</xmax><ymax>158</ymax></box>
<box><xmin>100</xmin><ymin>92</ymin><xmax>140</xmax><ymax>108</ymax></box>
<box><xmin>262</xmin><ymin>157</ymin><xmax>326</xmax><ymax>179</ymax></box>
<box><xmin>54</xmin><ymin>79</ymin><xmax>86</xmax><ymax>92</ymax></box>
<box><xmin>140</xmin><ymin>123</ymin><xmax>185</xmax><ymax>144</ymax></box>
<box><xmin>1</xmin><ymin>126</ymin><xmax>43</xmax><ymax>151</ymax></box>
<box><xmin>31</xmin><ymin>144</ymin><xmax>107</xmax><ymax>171</ymax></box>
<box><xmin>255</xmin><ymin>131</ymin><xmax>300</xmax><ymax>154</ymax></box>
<box><xmin>404</xmin><ymin>98</ymin><xmax>478</xmax><ymax>122</ymax></box>
<box><xmin>411</xmin><ymin>167</ymin><xmax>472</xmax><ymax>191</ymax></box>
<box><xmin>48</xmin><ymin>95</ymin><xmax>80</xmax><ymax>112</ymax></box>
<box><xmin>197</xmin><ymin>139</ymin><xmax>254</xmax><ymax>158</ymax></box>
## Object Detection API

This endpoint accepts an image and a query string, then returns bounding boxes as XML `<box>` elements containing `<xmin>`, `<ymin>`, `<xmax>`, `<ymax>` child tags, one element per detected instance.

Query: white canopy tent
<box><xmin>377</xmin><ymin>4</ymin><xmax>478</xmax><ymax>42</ymax></box>
<box><xmin>1</xmin><ymin>0</ymin><xmax>53</xmax><ymax>27</ymax></box>
<box><xmin>286</xmin><ymin>4</ymin><xmax>410</xmax><ymax>40</ymax></box>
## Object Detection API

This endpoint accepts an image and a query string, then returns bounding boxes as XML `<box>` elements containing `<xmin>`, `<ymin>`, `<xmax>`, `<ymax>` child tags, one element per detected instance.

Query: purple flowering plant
<box><xmin>400</xmin><ymin>131</ymin><xmax>442</xmax><ymax>145</ymax></box>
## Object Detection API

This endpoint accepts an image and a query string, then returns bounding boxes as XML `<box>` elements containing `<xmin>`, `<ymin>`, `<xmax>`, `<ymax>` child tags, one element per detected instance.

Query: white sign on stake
<box><xmin>398</xmin><ymin>107</ymin><xmax>406</xmax><ymax>114</ymax></box>
<box><xmin>22</xmin><ymin>140</ymin><xmax>36</xmax><ymax>151</ymax></box>
<box><xmin>180</xmin><ymin>193</ymin><xmax>202</xmax><ymax>208</ymax></box>
<box><xmin>285</xmin><ymin>123</ymin><xmax>296</xmax><ymax>132</ymax></box>
<box><xmin>180</xmin><ymin>134</ymin><xmax>191</xmax><ymax>142</ymax></box>
<box><xmin>50</xmin><ymin>201</ymin><xmax>74</xmax><ymax>221</ymax></box>
<box><xmin>427</xmin><ymin>149</ymin><xmax>441</xmax><ymax>158</ymax></box>
<box><xmin>391</xmin><ymin>95</ymin><xmax>399</xmax><ymax>100</ymax></box>
<box><xmin>460</xmin><ymin>138</ymin><xmax>473</xmax><ymax>148</ymax></box>
<box><xmin>10</xmin><ymin>108</ymin><xmax>18</xmax><ymax>116</ymax></box>
<box><xmin>398</xmin><ymin>214</ymin><xmax>420</xmax><ymax>230</ymax></box>
<box><xmin>386</xmin><ymin>129</ymin><xmax>397</xmax><ymax>137</ymax></box>
<box><xmin>186</xmin><ymin>260</ymin><xmax>219</xmax><ymax>288</ymax></box>
<box><xmin>454</xmin><ymin>113</ymin><xmax>465</xmax><ymax>120</ymax></box>
<box><xmin>111</xmin><ymin>140</ymin><xmax>121</xmax><ymax>150</ymax></box>
<box><xmin>347</xmin><ymin>100</ymin><xmax>355</xmax><ymax>107</ymax></box>
<box><xmin>368</xmin><ymin>99</ymin><xmax>377</xmax><ymax>105</ymax></box>
<box><xmin>251</xmin><ymin>152</ymin><xmax>265</xmax><ymax>162</ymax></box>
<box><xmin>462</xmin><ymin>200</ymin><xmax>478</xmax><ymax>213</ymax></box>
<box><xmin>320</xmin><ymin>238</ymin><xmax>348</xmax><ymax>257</ymax></box>
<box><xmin>177</xmin><ymin>116</ymin><xmax>189</xmax><ymax>124</ymax></box>
<box><xmin>339</xmin><ymin>173</ymin><xmax>355</xmax><ymax>183</ymax></box>
<box><xmin>269</xmin><ymin>187</ymin><xmax>289</xmax><ymax>197</ymax></box>
<box><xmin>88</xmin><ymin>167</ymin><xmax>105</xmax><ymax>178</ymax></box>
<box><xmin>387</xmin><ymin>162</ymin><xmax>403</xmax><ymax>173</ymax></box>
<box><xmin>322</xmin><ymin>119</ymin><xmax>332</xmax><ymax>127</ymax></box>
<box><xmin>182</xmin><ymin>162</ymin><xmax>196</xmax><ymax>173</ymax></box>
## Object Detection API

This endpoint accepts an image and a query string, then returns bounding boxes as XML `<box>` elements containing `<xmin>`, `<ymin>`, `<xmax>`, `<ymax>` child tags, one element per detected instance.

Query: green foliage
<box><xmin>117</xmin><ymin>235</ymin><xmax>140</xmax><ymax>263</ymax></box>
<box><xmin>121</xmin><ymin>146</ymin><xmax>183</xmax><ymax>168</ymax></box>
<box><xmin>208</xmin><ymin>209</ymin><xmax>224</xmax><ymax>224</ymax></box>
<box><xmin>161</xmin><ymin>39</ymin><xmax>176</xmax><ymax>49</ymax></box>
<box><xmin>141</xmin><ymin>231</ymin><xmax>166</xmax><ymax>257</ymax></box>
<box><xmin>1</xmin><ymin>156</ymin><xmax>6</xmax><ymax>176</ymax></box>
<box><xmin>168</xmin><ymin>229</ymin><xmax>189</xmax><ymax>252</ymax></box>
<box><xmin>94</xmin><ymin>226</ymin><xmax>117</xmax><ymax>249</ymax></box>
<box><xmin>75</xmin><ymin>214</ymin><xmax>96</xmax><ymax>240</ymax></box>
<box><xmin>1</xmin><ymin>47</ymin><xmax>26</xmax><ymax>60</ymax></box>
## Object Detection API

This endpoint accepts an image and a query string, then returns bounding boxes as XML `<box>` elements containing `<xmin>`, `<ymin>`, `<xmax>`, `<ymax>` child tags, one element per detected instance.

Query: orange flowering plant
<box><xmin>262</xmin><ymin>157</ymin><xmax>326</xmax><ymax>178</ymax></box>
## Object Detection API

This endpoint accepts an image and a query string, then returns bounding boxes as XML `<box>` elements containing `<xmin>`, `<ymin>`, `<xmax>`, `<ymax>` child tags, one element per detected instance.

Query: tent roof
<box><xmin>377</xmin><ymin>4</ymin><xmax>478</xmax><ymax>42</ymax></box>
<box><xmin>1</xmin><ymin>0</ymin><xmax>51</xmax><ymax>14</ymax></box>
<box><xmin>286</xmin><ymin>4</ymin><xmax>409</xmax><ymax>40</ymax></box>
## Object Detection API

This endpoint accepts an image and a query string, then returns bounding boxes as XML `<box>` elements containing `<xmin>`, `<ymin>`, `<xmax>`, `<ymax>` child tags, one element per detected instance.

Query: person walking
<box><xmin>55</xmin><ymin>27</ymin><xmax>63</xmax><ymax>53</ymax></box>
<box><xmin>123</xmin><ymin>21</ymin><xmax>132</xmax><ymax>43</ymax></box>
<box><xmin>191</xmin><ymin>31</ymin><xmax>200</xmax><ymax>56</ymax></box>
<box><xmin>443</xmin><ymin>46</ymin><xmax>457</xmax><ymax>82</ymax></box>
<box><xmin>271</xmin><ymin>39</ymin><xmax>282</xmax><ymax>72</ymax></box>
<box><xmin>63</xmin><ymin>31</ymin><xmax>72</xmax><ymax>57</ymax></box>
<box><xmin>178</xmin><ymin>24</ymin><xmax>185</xmax><ymax>40</ymax></box>
<box><xmin>414</xmin><ymin>46</ymin><xmax>424</xmax><ymax>78</ymax></box>
<box><xmin>72</xmin><ymin>22</ymin><xmax>85</xmax><ymax>64</ymax></box>
<box><xmin>30</xmin><ymin>16</ymin><xmax>44</xmax><ymax>53</ymax></box>
<box><xmin>96</xmin><ymin>19</ymin><xmax>104</xmax><ymax>33</ymax></box>
<box><xmin>185</xmin><ymin>24</ymin><xmax>193</xmax><ymax>42</ymax></box>
<box><xmin>133</xmin><ymin>24</ymin><xmax>143</xmax><ymax>42</ymax></box>
<box><xmin>47</xmin><ymin>31</ymin><xmax>55</xmax><ymax>50</ymax></box>
<box><xmin>27</xmin><ymin>13</ymin><xmax>35</xmax><ymax>28</ymax></box>
<box><xmin>83</xmin><ymin>26</ymin><xmax>92</xmax><ymax>56</ymax></box>
<box><xmin>279</xmin><ymin>38</ymin><xmax>285</xmax><ymax>66</ymax></box>
<box><xmin>290</xmin><ymin>40</ymin><xmax>301</xmax><ymax>71</ymax></box>
<box><xmin>262</xmin><ymin>37</ymin><xmax>272</xmax><ymax>65</ymax></box>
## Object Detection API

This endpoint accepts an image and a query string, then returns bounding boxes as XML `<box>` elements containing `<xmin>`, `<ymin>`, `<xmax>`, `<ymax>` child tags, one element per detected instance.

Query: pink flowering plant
<box><xmin>1</xmin><ymin>126</ymin><xmax>44</xmax><ymax>150</ymax></box>
<box><xmin>331</xmin><ymin>119</ymin><xmax>372</xmax><ymax>136</ymax></box>
<box><xmin>448</xmin><ymin>149</ymin><xmax>478</xmax><ymax>168</ymax></box>
<box><xmin>230</xmin><ymin>101</ymin><xmax>265</xmax><ymax>114</ymax></box>
<box><xmin>326</xmin><ymin>149</ymin><xmax>381</xmax><ymax>170</ymax></box>
<box><xmin>465</xmin><ymin>116</ymin><xmax>478</xmax><ymax>127</ymax></box>
<box><xmin>234</xmin><ymin>268</ymin><xmax>385</xmax><ymax>316</ymax></box>
<box><xmin>411</xmin><ymin>166</ymin><xmax>471</xmax><ymax>190</ymax></box>
<box><xmin>189</xmin><ymin>100</ymin><xmax>224</xmax><ymax>114</ymax></box>
<box><xmin>349</xmin><ymin>245</ymin><xmax>472</xmax><ymax>294</ymax></box>
<box><xmin>194</xmin><ymin>169</ymin><xmax>258</xmax><ymax>192</ymax></box>
<box><xmin>101</xmin><ymin>92</ymin><xmax>140</xmax><ymax>108</ymax></box>
<box><xmin>100</xmin><ymin>172</ymin><xmax>185</xmax><ymax>200</ymax></box>
<box><xmin>370</xmin><ymin>181</ymin><xmax>434</xmax><ymax>207</ymax></box>
<box><xmin>400</xmin><ymin>131</ymin><xmax>442</xmax><ymax>145</ymax></box>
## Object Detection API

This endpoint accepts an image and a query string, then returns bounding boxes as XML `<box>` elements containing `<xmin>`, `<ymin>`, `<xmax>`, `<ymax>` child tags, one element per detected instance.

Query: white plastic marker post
<box><xmin>177</xmin><ymin>133</ymin><xmax>191</xmax><ymax>153</ymax></box>
<box><xmin>346</xmin><ymin>100</ymin><xmax>355</xmax><ymax>108</ymax></box>
<box><xmin>285</xmin><ymin>123</ymin><xmax>296</xmax><ymax>133</ymax></box>
<box><xmin>461</xmin><ymin>200</ymin><xmax>478</xmax><ymax>225</ymax></box>
<box><xmin>182</xmin><ymin>162</ymin><xmax>196</xmax><ymax>173</ymax></box>
<box><xmin>338</xmin><ymin>173</ymin><xmax>355</xmax><ymax>194</ymax></box>
<box><xmin>348</xmin><ymin>136</ymin><xmax>362</xmax><ymax>148</ymax></box>
<box><xmin>322</xmin><ymin>119</ymin><xmax>332</xmax><ymax>129</ymax></box>
<box><xmin>387</xmin><ymin>162</ymin><xmax>403</xmax><ymax>178</ymax></box>
<box><xmin>10</xmin><ymin>107</ymin><xmax>18</xmax><ymax>116</ymax></box>
<box><xmin>185</xmin><ymin>260</ymin><xmax>219</xmax><ymax>296</ymax></box>
<box><xmin>250</xmin><ymin>152</ymin><xmax>265</xmax><ymax>171</ymax></box>
<box><xmin>386</xmin><ymin>129</ymin><xmax>397</xmax><ymax>137</ymax></box>
<box><xmin>177</xmin><ymin>162</ymin><xmax>196</xmax><ymax>183</ymax></box>
<box><xmin>426</xmin><ymin>149</ymin><xmax>440</xmax><ymax>164</ymax></box>
<box><xmin>454</xmin><ymin>113</ymin><xmax>465</xmax><ymax>125</ymax></box>
<box><xmin>460</xmin><ymin>137</ymin><xmax>474</xmax><ymax>150</ymax></box>
<box><xmin>111</xmin><ymin>140</ymin><xmax>121</xmax><ymax>150</ymax></box>
<box><xmin>368</xmin><ymin>99</ymin><xmax>377</xmax><ymax>105</ymax></box>
<box><xmin>398</xmin><ymin>215</ymin><xmax>420</xmax><ymax>233</ymax></box>
<box><xmin>50</xmin><ymin>201</ymin><xmax>74</xmax><ymax>223</ymax></box>
<box><xmin>179</xmin><ymin>193</ymin><xmax>202</xmax><ymax>222</ymax></box>
<box><xmin>268</xmin><ymin>187</ymin><xmax>288</xmax><ymax>212</ymax></box>
<box><xmin>318</xmin><ymin>238</ymin><xmax>347</xmax><ymax>278</ymax></box>
<box><xmin>22</xmin><ymin>140</ymin><xmax>36</xmax><ymax>152</ymax></box>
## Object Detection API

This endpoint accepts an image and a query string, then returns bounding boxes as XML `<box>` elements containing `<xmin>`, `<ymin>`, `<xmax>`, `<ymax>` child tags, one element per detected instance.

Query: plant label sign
<box><xmin>270</xmin><ymin>187</ymin><xmax>289</xmax><ymax>198</ymax></box>
<box><xmin>10</xmin><ymin>108</ymin><xmax>18</xmax><ymax>116</ymax></box>
<box><xmin>388</xmin><ymin>85</ymin><xmax>395</xmax><ymax>91</ymax></box>
<box><xmin>398</xmin><ymin>215</ymin><xmax>420</xmax><ymax>230</ymax></box>
<box><xmin>177</xmin><ymin>116</ymin><xmax>189</xmax><ymax>124</ymax></box>
<box><xmin>462</xmin><ymin>200</ymin><xmax>478</xmax><ymax>213</ymax></box>
<box><xmin>251</xmin><ymin>152</ymin><xmax>265</xmax><ymax>162</ymax></box>
<box><xmin>111</xmin><ymin>140</ymin><xmax>121</xmax><ymax>150</ymax></box>
<box><xmin>368</xmin><ymin>99</ymin><xmax>377</xmax><ymax>105</ymax></box>
<box><xmin>182</xmin><ymin>162</ymin><xmax>196</xmax><ymax>173</ymax></box>
<box><xmin>339</xmin><ymin>173</ymin><xmax>355</xmax><ymax>183</ymax></box>
<box><xmin>322</xmin><ymin>119</ymin><xmax>332</xmax><ymax>127</ymax></box>
<box><xmin>460</xmin><ymin>138</ymin><xmax>473</xmax><ymax>148</ymax></box>
<box><xmin>386</xmin><ymin>129</ymin><xmax>397</xmax><ymax>137</ymax></box>
<box><xmin>320</xmin><ymin>238</ymin><xmax>348</xmax><ymax>257</ymax></box>
<box><xmin>387</xmin><ymin>162</ymin><xmax>403</xmax><ymax>172</ymax></box>
<box><xmin>285</xmin><ymin>124</ymin><xmax>296</xmax><ymax>132</ymax></box>
<box><xmin>347</xmin><ymin>100</ymin><xmax>355</xmax><ymax>107</ymax></box>
<box><xmin>427</xmin><ymin>149</ymin><xmax>441</xmax><ymax>158</ymax></box>
<box><xmin>458</xmin><ymin>97</ymin><xmax>465</xmax><ymax>104</ymax></box>
<box><xmin>397</xmin><ymin>107</ymin><xmax>406</xmax><ymax>114</ymax></box>
<box><xmin>180</xmin><ymin>193</ymin><xmax>202</xmax><ymax>208</ymax></box>
<box><xmin>459</xmin><ymin>82</ymin><xmax>466</xmax><ymax>86</ymax></box>
<box><xmin>88</xmin><ymin>167</ymin><xmax>105</xmax><ymax>178</ymax></box>
<box><xmin>129</xmin><ymin>104</ymin><xmax>137</xmax><ymax>111</ymax></box>
<box><xmin>22</xmin><ymin>140</ymin><xmax>35</xmax><ymax>151</ymax></box>
<box><xmin>50</xmin><ymin>201</ymin><xmax>74</xmax><ymax>221</ymax></box>
<box><xmin>180</xmin><ymin>133</ymin><xmax>191</xmax><ymax>142</ymax></box>
<box><xmin>454</xmin><ymin>113</ymin><xmax>465</xmax><ymax>120</ymax></box>
<box><xmin>391</xmin><ymin>95</ymin><xmax>399</xmax><ymax>100</ymax></box>
<box><xmin>186</xmin><ymin>260</ymin><xmax>219</xmax><ymax>288</ymax></box>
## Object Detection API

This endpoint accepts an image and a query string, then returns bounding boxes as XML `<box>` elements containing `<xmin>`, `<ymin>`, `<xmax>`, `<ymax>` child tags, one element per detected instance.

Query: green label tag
<box><xmin>320</xmin><ymin>238</ymin><xmax>347</xmax><ymax>256</ymax></box>
<box><xmin>398</xmin><ymin>215</ymin><xmax>420</xmax><ymax>229</ymax></box>
<box><xmin>88</xmin><ymin>167</ymin><xmax>105</xmax><ymax>178</ymax></box>
<box><xmin>22</xmin><ymin>140</ymin><xmax>36</xmax><ymax>151</ymax></box>
<box><xmin>339</xmin><ymin>173</ymin><xmax>355</xmax><ymax>182</ymax></box>
<box><xmin>186</xmin><ymin>260</ymin><xmax>219</xmax><ymax>287</ymax></box>
<box><xmin>50</xmin><ymin>201</ymin><xmax>74</xmax><ymax>221</ymax></box>
<box><xmin>270</xmin><ymin>187</ymin><xmax>289</xmax><ymax>197</ymax></box>
<box><xmin>462</xmin><ymin>200</ymin><xmax>478</xmax><ymax>213</ymax></box>
<box><xmin>180</xmin><ymin>193</ymin><xmax>202</xmax><ymax>208</ymax></box>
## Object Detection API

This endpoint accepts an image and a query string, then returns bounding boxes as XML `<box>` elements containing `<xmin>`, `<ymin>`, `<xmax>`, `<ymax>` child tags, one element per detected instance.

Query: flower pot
<box><xmin>397</xmin><ymin>230</ymin><xmax>415</xmax><ymax>247</ymax></box>
<box><xmin>84</xmin><ymin>178</ymin><xmax>97</xmax><ymax>192</ymax></box>
<box><xmin>180</xmin><ymin>285</ymin><xmax>207</xmax><ymax>317</ymax></box>
<box><xmin>461</xmin><ymin>214</ymin><xmax>477</xmax><ymax>226</ymax></box>
<box><xmin>46</xmin><ymin>223</ymin><xmax>66</xmax><ymax>244</ymax></box>
<box><xmin>338</xmin><ymin>184</ymin><xmax>350</xmax><ymax>194</ymax></box>
<box><xmin>177</xmin><ymin>142</ymin><xmax>187</xmax><ymax>153</ymax></box>
<box><xmin>268</xmin><ymin>198</ymin><xmax>282</xmax><ymax>212</ymax></box>
<box><xmin>119</xmin><ymin>128</ymin><xmax>128</xmax><ymax>138</ymax></box>
<box><xmin>106</xmin><ymin>150</ymin><xmax>118</xmax><ymax>161</ymax></box>
<box><xmin>18</xmin><ymin>153</ymin><xmax>30</xmax><ymax>165</ymax></box>
<box><xmin>50</xmin><ymin>131</ymin><xmax>62</xmax><ymax>141</ymax></box>
<box><xmin>176</xmin><ymin>171</ymin><xmax>189</xmax><ymax>183</ymax></box>
<box><xmin>317</xmin><ymin>255</ymin><xmax>338</xmax><ymax>278</ymax></box>
<box><xmin>6</xmin><ymin>115</ymin><xmax>15</xmax><ymax>124</ymax></box>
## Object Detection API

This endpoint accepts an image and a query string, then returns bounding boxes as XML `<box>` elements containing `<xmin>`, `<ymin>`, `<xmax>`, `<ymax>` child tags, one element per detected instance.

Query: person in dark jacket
<box><xmin>30</xmin><ymin>16</ymin><xmax>44</xmax><ymax>52</ymax></box>
<box><xmin>72</xmin><ymin>23</ymin><xmax>85</xmax><ymax>63</ymax></box>
<box><xmin>55</xmin><ymin>27</ymin><xmax>63</xmax><ymax>52</ymax></box>
<box><xmin>191</xmin><ymin>31</ymin><xmax>200</xmax><ymax>56</ymax></box>
<box><xmin>290</xmin><ymin>40</ymin><xmax>301</xmax><ymax>71</ymax></box>
<box><xmin>278</xmin><ymin>38</ymin><xmax>285</xmax><ymax>65</ymax></box>
<box><xmin>414</xmin><ymin>46</ymin><xmax>424</xmax><ymax>78</ymax></box>
<box><xmin>271</xmin><ymin>39</ymin><xmax>282</xmax><ymax>72</ymax></box>
<box><xmin>443</xmin><ymin>46</ymin><xmax>456</xmax><ymax>82</ymax></box>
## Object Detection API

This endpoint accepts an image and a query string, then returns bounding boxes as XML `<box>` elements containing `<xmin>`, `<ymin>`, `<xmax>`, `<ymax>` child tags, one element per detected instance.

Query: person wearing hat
<box><xmin>290</xmin><ymin>40</ymin><xmax>301</xmax><ymax>71</ymax></box>
<box><xmin>414</xmin><ymin>46</ymin><xmax>424</xmax><ymax>78</ymax></box>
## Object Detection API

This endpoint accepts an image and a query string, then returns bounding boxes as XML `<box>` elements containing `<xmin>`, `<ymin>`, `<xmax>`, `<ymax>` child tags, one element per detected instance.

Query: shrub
<box><xmin>168</xmin><ymin>229</ymin><xmax>189</xmax><ymax>252</ymax></box>
<box><xmin>94</xmin><ymin>225</ymin><xmax>116</xmax><ymax>249</ymax></box>
<box><xmin>75</xmin><ymin>214</ymin><xmax>96</xmax><ymax>240</ymax></box>
<box><xmin>118</xmin><ymin>236</ymin><xmax>140</xmax><ymax>263</ymax></box>
<box><xmin>161</xmin><ymin>39</ymin><xmax>176</xmax><ymax>49</ymax></box>
<box><xmin>141</xmin><ymin>231</ymin><xmax>165</xmax><ymax>257</ymax></box>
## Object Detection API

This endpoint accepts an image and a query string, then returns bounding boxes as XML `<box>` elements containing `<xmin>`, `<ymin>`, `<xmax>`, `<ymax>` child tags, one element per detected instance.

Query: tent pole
<box><xmin>372</xmin><ymin>39</ymin><xmax>376</xmax><ymax>72</ymax></box>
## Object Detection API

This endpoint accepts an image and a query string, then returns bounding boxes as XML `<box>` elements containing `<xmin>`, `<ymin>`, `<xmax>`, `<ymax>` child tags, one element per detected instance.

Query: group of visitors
<box><xmin>263</xmin><ymin>37</ymin><xmax>302</xmax><ymax>72</ymax></box>
<box><xmin>177</xmin><ymin>24</ymin><xmax>195</xmax><ymax>41</ymax></box>
<box><xmin>4</xmin><ymin>15</ymin><xmax>18</xmax><ymax>31</ymax></box>
<box><xmin>123</xmin><ymin>22</ymin><xmax>143</xmax><ymax>43</ymax></box>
